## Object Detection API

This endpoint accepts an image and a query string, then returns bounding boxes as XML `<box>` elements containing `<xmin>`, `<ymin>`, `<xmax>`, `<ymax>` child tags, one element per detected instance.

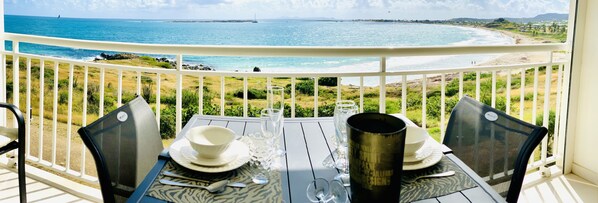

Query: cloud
<box><xmin>5</xmin><ymin>0</ymin><xmax>569</xmax><ymax>19</ymax></box>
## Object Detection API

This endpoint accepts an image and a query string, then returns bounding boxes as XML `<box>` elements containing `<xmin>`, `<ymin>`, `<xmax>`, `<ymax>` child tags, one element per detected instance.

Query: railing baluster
<box><xmin>52</xmin><ymin>62</ymin><xmax>59</xmax><ymax>166</ymax></box>
<box><xmin>99</xmin><ymin>68</ymin><xmax>105</xmax><ymax>117</ymax></box>
<box><xmin>176</xmin><ymin>55</ymin><xmax>183</xmax><ymax>134</ymax></box>
<box><xmin>66</xmin><ymin>63</ymin><xmax>74</xmax><ymax>170</ymax></box>
<box><xmin>26</xmin><ymin>58</ymin><xmax>31</xmax><ymax>157</ymax></box>
<box><xmin>81</xmin><ymin>65</ymin><xmax>89</xmax><ymax>177</ymax></box>
<box><xmin>291</xmin><ymin>77</ymin><xmax>296</xmax><ymax>118</ymax></box>
<box><xmin>441</xmin><ymin>74</ymin><xmax>445</xmax><ymax>140</ymax></box>
<box><xmin>243</xmin><ymin>76</ymin><xmax>248</xmax><ymax>117</ymax></box>
<box><xmin>475</xmin><ymin>71</ymin><xmax>480</xmax><ymax>101</ymax></box>
<box><xmin>136</xmin><ymin>71</ymin><xmax>141</xmax><ymax>96</ymax></box>
<box><xmin>156</xmin><ymin>74</ymin><xmax>161</xmax><ymax>128</ymax></box>
<box><xmin>532</xmin><ymin>67</ymin><xmax>539</xmax><ymax>124</ymax></box>
<box><xmin>530</xmin><ymin>67</ymin><xmax>539</xmax><ymax>163</ymax></box>
<box><xmin>520</xmin><ymin>68</ymin><xmax>525</xmax><ymax>120</ymax></box>
<box><xmin>337</xmin><ymin>77</ymin><xmax>341</xmax><ymax>101</ymax></box>
<box><xmin>459</xmin><ymin>72</ymin><xmax>463</xmax><ymax>99</ymax></box>
<box><xmin>380</xmin><ymin>57</ymin><xmax>386</xmax><ymax>113</ymax></box>
<box><xmin>553</xmin><ymin>64</ymin><xmax>563</xmax><ymax>156</ymax></box>
<box><xmin>198</xmin><ymin>75</ymin><xmax>203</xmax><ymax>115</ymax></box>
<box><xmin>506</xmin><ymin>70</ymin><xmax>512</xmax><ymax>115</ymax></box>
<box><xmin>220</xmin><ymin>76</ymin><xmax>225</xmax><ymax>116</ymax></box>
<box><xmin>360</xmin><ymin>76</ymin><xmax>364</xmax><ymax>113</ymax></box>
<box><xmin>38</xmin><ymin>59</ymin><xmax>44</xmax><ymax>161</ymax></box>
<box><xmin>314</xmin><ymin>77</ymin><xmax>319</xmax><ymax>117</ymax></box>
<box><xmin>402</xmin><ymin>75</ymin><xmax>406</xmax><ymax>115</ymax></box>
<box><xmin>541</xmin><ymin>54</ymin><xmax>553</xmax><ymax>173</ymax></box>
<box><xmin>117</xmin><ymin>70</ymin><xmax>122</xmax><ymax>107</ymax></box>
<box><xmin>491</xmin><ymin>70</ymin><xmax>496</xmax><ymax>108</ymax></box>
<box><xmin>422</xmin><ymin>74</ymin><xmax>427</xmax><ymax>129</ymax></box>
<box><xmin>0</xmin><ymin>54</ymin><xmax>5</xmax><ymax>125</ymax></box>
<box><xmin>12</xmin><ymin>41</ymin><xmax>20</xmax><ymax>110</ymax></box>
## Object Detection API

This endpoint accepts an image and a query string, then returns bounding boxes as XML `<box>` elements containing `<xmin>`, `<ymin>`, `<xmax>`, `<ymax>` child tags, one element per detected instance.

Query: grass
<box><xmin>4</xmin><ymin>55</ymin><xmax>563</xmax><ymax>143</ymax></box>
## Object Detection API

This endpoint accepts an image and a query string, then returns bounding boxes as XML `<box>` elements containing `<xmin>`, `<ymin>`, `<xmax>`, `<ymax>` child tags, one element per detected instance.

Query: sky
<box><xmin>5</xmin><ymin>0</ymin><xmax>570</xmax><ymax>20</ymax></box>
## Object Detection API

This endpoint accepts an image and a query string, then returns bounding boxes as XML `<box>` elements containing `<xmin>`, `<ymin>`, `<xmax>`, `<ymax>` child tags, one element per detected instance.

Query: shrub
<box><xmin>426</xmin><ymin>96</ymin><xmax>441</xmax><ymax>118</ymax></box>
<box><xmin>318</xmin><ymin>103</ymin><xmax>335</xmax><ymax>117</ymax></box>
<box><xmin>295</xmin><ymin>80</ymin><xmax>315</xmax><ymax>96</ymax></box>
<box><xmin>318</xmin><ymin>77</ymin><xmax>338</xmax><ymax>87</ymax></box>
<box><xmin>59</xmin><ymin>91</ymin><xmax>69</xmax><ymax>104</ymax></box>
<box><xmin>446</xmin><ymin>80</ymin><xmax>459</xmax><ymax>97</ymax></box>
<box><xmin>232</xmin><ymin>88</ymin><xmax>266</xmax><ymax>100</ymax></box>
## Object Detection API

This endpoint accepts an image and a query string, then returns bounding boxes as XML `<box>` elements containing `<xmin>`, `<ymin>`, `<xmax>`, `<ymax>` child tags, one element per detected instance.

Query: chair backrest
<box><xmin>443</xmin><ymin>96</ymin><xmax>547</xmax><ymax>203</ymax></box>
<box><xmin>78</xmin><ymin>96</ymin><xmax>163</xmax><ymax>202</ymax></box>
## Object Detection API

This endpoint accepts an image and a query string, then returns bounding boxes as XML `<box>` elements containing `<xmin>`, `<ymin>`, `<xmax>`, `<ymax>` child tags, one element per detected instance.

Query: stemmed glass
<box><xmin>306</xmin><ymin>178</ymin><xmax>348</xmax><ymax>203</ymax></box>
<box><xmin>266</xmin><ymin>86</ymin><xmax>286</xmax><ymax>156</ymax></box>
<box><xmin>333</xmin><ymin>100</ymin><xmax>357</xmax><ymax>186</ymax></box>
<box><xmin>260</xmin><ymin>108</ymin><xmax>284</xmax><ymax>170</ymax></box>
<box><xmin>267</xmin><ymin>86</ymin><xmax>285</xmax><ymax>111</ymax></box>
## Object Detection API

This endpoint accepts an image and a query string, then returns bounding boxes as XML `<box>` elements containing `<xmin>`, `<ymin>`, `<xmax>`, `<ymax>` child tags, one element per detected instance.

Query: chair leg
<box><xmin>18</xmin><ymin>146</ymin><xmax>26</xmax><ymax>203</ymax></box>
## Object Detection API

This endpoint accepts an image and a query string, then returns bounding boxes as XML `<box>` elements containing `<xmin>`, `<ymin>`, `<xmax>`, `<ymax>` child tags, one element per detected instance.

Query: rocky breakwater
<box><xmin>94</xmin><ymin>53</ymin><xmax>216</xmax><ymax>71</ymax></box>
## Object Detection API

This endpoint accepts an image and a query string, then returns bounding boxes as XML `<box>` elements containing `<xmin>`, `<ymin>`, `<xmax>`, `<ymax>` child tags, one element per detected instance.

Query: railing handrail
<box><xmin>3</xmin><ymin>32</ymin><xmax>568</xmax><ymax>57</ymax></box>
<box><xmin>4</xmin><ymin>51</ymin><xmax>567</xmax><ymax>77</ymax></box>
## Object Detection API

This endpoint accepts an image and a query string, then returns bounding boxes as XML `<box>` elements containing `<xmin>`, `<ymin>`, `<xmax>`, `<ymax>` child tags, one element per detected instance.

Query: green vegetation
<box><xmin>4</xmin><ymin>49</ymin><xmax>562</xmax><ymax>141</ymax></box>
<box><xmin>484</xmin><ymin>18</ymin><xmax>567</xmax><ymax>43</ymax></box>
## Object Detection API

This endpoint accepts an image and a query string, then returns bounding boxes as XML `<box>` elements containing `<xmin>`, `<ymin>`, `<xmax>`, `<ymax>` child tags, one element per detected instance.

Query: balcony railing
<box><xmin>0</xmin><ymin>33</ymin><xmax>569</xmax><ymax>189</ymax></box>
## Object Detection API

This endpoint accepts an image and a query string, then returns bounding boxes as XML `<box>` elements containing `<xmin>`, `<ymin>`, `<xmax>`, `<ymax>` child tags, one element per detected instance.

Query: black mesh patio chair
<box><xmin>0</xmin><ymin>103</ymin><xmax>26</xmax><ymax>203</ymax></box>
<box><xmin>78</xmin><ymin>96</ymin><xmax>163</xmax><ymax>203</ymax></box>
<box><xmin>443</xmin><ymin>96</ymin><xmax>548</xmax><ymax>203</ymax></box>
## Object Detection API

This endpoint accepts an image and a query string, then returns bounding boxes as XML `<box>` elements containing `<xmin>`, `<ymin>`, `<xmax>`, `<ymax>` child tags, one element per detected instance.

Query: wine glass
<box><xmin>267</xmin><ymin>86</ymin><xmax>285</xmax><ymax>112</ymax></box>
<box><xmin>247</xmin><ymin>132</ymin><xmax>273</xmax><ymax>185</ymax></box>
<box><xmin>306</xmin><ymin>178</ymin><xmax>329</xmax><ymax>202</ymax></box>
<box><xmin>333</xmin><ymin>100</ymin><xmax>357</xmax><ymax>186</ymax></box>
<box><xmin>260</xmin><ymin>108</ymin><xmax>286</xmax><ymax>158</ymax></box>
<box><xmin>327</xmin><ymin>180</ymin><xmax>348</xmax><ymax>203</ymax></box>
<box><xmin>306</xmin><ymin>178</ymin><xmax>348</xmax><ymax>203</ymax></box>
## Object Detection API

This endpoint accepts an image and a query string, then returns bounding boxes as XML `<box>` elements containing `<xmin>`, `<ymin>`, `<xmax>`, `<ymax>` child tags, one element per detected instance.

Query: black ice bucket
<box><xmin>346</xmin><ymin>113</ymin><xmax>407</xmax><ymax>202</ymax></box>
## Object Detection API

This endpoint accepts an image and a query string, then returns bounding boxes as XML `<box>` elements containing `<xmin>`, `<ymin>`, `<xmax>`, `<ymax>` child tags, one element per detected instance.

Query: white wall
<box><xmin>570</xmin><ymin>0</ymin><xmax>598</xmax><ymax>184</ymax></box>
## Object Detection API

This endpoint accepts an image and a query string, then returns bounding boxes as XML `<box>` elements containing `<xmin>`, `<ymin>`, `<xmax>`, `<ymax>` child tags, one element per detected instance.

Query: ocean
<box><xmin>5</xmin><ymin>15</ymin><xmax>513</xmax><ymax>85</ymax></box>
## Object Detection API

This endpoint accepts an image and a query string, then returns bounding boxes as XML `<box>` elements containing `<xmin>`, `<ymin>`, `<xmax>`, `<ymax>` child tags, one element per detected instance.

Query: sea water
<box><xmin>5</xmin><ymin>15</ymin><xmax>513</xmax><ymax>85</ymax></box>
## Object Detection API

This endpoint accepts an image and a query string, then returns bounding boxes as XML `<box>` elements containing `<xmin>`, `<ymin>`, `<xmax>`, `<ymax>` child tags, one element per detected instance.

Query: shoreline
<box><xmin>391</xmin><ymin>26</ymin><xmax>565</xmax><ymax>87</ymax></box>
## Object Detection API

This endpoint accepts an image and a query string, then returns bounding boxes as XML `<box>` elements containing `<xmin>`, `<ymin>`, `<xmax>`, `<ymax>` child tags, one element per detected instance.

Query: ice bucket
<box><xmin>347</xmin><ymin>113</ymin><xmax>407</xmax><ymax>202</ymax></box>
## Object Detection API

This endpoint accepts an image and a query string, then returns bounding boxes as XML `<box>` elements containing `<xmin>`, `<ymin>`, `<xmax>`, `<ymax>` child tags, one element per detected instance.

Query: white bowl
<box><xmin>404</xmin><ymin>126</ymin><xmax>429</xmax><ymax>155</ymax></box>
<box><xmin>185</xmin><ymin>126</ymin><xmax>236</xmax><ymax>159</ymax></box>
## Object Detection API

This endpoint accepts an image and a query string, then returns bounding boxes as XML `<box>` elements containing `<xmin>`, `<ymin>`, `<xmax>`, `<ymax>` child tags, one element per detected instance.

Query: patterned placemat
<box><xmin>146</xmin><ymin>160</ymin><xmax>282</xmax><ymax>202</ymax></box>
<box><xmin>399</xmin><ymin>156</ymin><xmax>477</xmax><ymax>203</ymax></box>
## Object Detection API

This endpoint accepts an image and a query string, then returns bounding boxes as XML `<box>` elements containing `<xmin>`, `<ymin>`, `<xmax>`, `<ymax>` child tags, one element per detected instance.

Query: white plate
<box><xmin>170</xmin><ymin>139</ymin><xmax>250</xmax><ymax>173</ymax></box>
<box><xmin>403</xmin><ymin>138</ymin><xmax>435</xmax><ymax>163</ymax></box>
<box><xmin>180</xmin><ymin>143</ymin><xmax>239</xmax><ymax>166</ymax></box>
<box><xmin>402</xmin><ymin>143</ymin><xmax>443</xmax><ymax>171</ymax></box>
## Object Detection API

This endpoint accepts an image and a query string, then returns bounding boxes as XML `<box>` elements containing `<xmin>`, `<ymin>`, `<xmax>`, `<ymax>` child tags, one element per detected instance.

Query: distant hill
<box><xmin>450</xmin><ymin>13</ymin><xmax>568</xmax><ymax>23</ymax></box>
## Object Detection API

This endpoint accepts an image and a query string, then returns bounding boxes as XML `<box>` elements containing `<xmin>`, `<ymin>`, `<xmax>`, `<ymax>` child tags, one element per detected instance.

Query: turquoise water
<box><xmin>5</xmin><ymin>15</ymin><xmax>513</xmax><ymax>76</ymax></box>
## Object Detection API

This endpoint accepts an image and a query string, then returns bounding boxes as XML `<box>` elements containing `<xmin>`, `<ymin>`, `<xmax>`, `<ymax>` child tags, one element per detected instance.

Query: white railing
<box><xmin>1</xmin><ymin>33</ymin><xmax>569</xmax><ymax>186</ymax></box>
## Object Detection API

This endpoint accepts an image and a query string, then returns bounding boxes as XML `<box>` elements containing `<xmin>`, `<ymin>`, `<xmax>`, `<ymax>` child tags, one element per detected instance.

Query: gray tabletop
<box><xmin>128</xmin><ymin>115</ymin><xmax>506</xmax><ymax>203</ymax></box>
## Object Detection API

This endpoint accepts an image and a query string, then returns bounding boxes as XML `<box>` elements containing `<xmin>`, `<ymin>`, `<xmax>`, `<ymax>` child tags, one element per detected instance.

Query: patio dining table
<box><xmin>127</xmin><ymin>115</ymin><xmax>506</xmax><ymax>203</ymax></box>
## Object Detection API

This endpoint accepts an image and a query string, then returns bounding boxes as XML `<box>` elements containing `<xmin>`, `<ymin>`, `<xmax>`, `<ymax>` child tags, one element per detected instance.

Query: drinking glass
<box><xmin>261</xmin><ymin>107</ymin><xmax>285</xmax><ymax>157</ymax></box>
<box><xmin>333</xmin><ymin>100</ymin><xmax>358</xmax><ymax>186</ymax></box>
<box><xmin>247</xmin><ymin>132</ymin><xmax>273</xmax><ymax>185</ymax></box>
<box><xmin>267</xmin><ymin>86</ymin><xmax>285</xmax><ymax>112</ymax></box>
<box><xmin>306</xmin><ymin>178</ymin><xmax>329</xmax><ymax>202</ymax></box>
<box><xmin>306</xmin><ymin>178</ymin><xmax>348</xmax><ymax>203</ymax></box>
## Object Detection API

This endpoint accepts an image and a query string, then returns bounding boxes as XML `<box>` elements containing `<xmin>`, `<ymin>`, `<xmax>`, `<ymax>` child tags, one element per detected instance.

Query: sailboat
<box><xmin>57</xmin><ymin>15</ymin><xmax>61</xmax><ymax>19</ymax></box>
<box><xmin>252</xmin><ymin>14</ymin><xmax>258</xmax><ymax>23</ymax></box>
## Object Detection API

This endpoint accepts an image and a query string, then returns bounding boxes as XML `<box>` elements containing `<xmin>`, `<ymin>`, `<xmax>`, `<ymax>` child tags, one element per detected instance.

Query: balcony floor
<box><xmin>519</xmin><ymin>173</ymin><xmax>598</xmax><ymax>203</ymax></box>
<box><xmin>0</xmin><ymin>167</ymin><xmax>92</xmax><ymax>203</ymax></box>
<box><xmin>2</xmin><ymin>165</ymin><xmax>598</xmax><ymax>203</ymax></box>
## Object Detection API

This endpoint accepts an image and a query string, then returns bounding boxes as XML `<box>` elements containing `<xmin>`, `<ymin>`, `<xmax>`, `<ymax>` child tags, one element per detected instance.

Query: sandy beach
<box><xmin>477</xmin><ymin>28</ymin><xmax>567</xmax><ymax>66</ymax></box>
